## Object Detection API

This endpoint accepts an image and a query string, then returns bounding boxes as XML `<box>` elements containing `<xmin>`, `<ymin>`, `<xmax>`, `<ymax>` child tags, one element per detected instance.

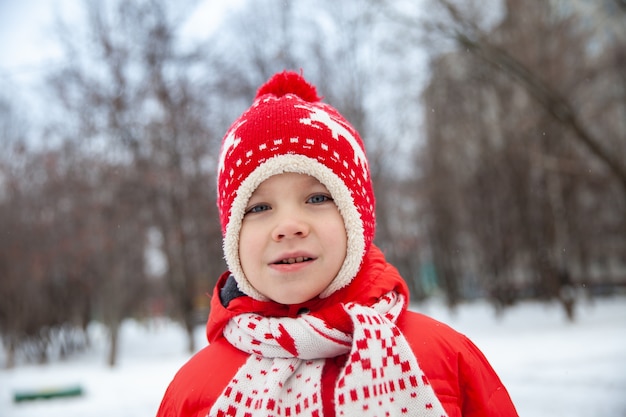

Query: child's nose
<box><xmin>271</xmin><ymin>214</ymin><xmax>310</xmax><ymax>241</ymax></box>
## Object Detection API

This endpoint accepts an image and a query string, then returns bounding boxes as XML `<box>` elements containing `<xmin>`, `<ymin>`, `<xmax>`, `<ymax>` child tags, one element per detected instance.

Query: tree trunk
<box><xmin>107</xmin><ymin>321</ymin><xmax>120</xmax><ymax>367</ymax></box>
<box><xmin>185</xmin><ymin>316</ymin><xmax>195</xmax><ymax>354</ymax></box>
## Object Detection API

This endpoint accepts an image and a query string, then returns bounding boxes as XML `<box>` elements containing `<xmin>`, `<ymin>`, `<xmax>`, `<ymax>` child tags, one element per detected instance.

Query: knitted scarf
<box><xmin>208</xmin><ymin>291</ymin><xmax>448</xmax><ymax>417</ymax></box>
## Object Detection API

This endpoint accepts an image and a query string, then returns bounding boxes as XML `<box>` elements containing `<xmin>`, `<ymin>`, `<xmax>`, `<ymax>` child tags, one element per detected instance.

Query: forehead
<box><xmin>252</xmin><ymin>173</ymin><xmax>325</xmax><ymax>194</ymax></box>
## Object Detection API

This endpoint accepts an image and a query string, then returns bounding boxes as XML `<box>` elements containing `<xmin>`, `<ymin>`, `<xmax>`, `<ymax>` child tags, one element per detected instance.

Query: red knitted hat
<box><xmin>217</xmin><ymin>71</ymin><xmax>375</xmax><ymax>300</ymax></box>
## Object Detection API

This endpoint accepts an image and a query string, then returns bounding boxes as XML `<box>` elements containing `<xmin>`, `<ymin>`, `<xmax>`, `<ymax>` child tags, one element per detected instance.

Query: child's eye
<box><xmin>245</xmin><ymin>203</ymin><xmax>271</xmax><ymax>214</ymax></box>
<box><xmin>307</xmin><ymin>194</ymin><xmax>333</xmax><ymax>204</ymax></box>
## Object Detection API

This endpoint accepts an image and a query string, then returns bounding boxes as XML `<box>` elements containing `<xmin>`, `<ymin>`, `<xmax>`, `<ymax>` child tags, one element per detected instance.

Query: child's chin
<box><xmin>270</xmin><ymin>292</ymin><xmax>318</xmax><ymax>306</ymax></box>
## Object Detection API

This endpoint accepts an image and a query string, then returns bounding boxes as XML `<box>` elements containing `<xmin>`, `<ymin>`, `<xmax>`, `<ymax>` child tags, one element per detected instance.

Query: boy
<box><xmin>157</xmin><ymin>71</ymin><xmax>518</xmax><ymax>417</ymax></box>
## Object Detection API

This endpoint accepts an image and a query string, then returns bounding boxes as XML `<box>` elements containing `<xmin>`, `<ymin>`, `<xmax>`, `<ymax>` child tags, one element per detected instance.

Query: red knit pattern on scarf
<box><xmin>208</xmin><ymin>291</ymin><xmax>447</xmax><ymax>417</ymax></box>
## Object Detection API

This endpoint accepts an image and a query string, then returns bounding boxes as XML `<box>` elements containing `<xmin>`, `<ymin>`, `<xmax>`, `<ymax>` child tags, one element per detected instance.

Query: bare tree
<box><xmin>45</xmin><ymin>0</ymin><xmax>223</xmax><ymax>359</ymax></box>
<box><xmin>0</xmin><ymin>137</ymin><xmax>97</xmax><ymax>366</ymax></box>
<box><xmin>409</xmin><ymin>0</ymin><xmax>626</xmax><ymax>317</ymax></box>
<box><xmin>417</xmin><ymin>0</ymin><xmax>626</xmax><ymax>194</ymax></box>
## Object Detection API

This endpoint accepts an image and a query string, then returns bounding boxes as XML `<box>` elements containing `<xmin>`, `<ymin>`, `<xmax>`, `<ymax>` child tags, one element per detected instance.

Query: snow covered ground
<box><xmin>1</xmin><ymin>295</ymin><xmax>625</xmax><ymax>417</ymax></box>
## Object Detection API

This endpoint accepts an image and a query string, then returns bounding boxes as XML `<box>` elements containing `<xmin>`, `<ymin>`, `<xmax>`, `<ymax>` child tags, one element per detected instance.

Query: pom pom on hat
<box><xmin>217</xmin><ymin>70</ymin><xmax>375</xmax><ymax>301</ymax></box>
<box><xmin>255</xmin><ymin>71</ymin><xmax>321</xmax><ymax>102</ymax></box>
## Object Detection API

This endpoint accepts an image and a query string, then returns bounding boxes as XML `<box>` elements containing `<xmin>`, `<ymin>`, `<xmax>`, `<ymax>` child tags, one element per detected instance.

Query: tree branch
<box><xmin>456</xmin><ymin>33</ymin><xmax>626</xmax><ymax>194</ymax></box>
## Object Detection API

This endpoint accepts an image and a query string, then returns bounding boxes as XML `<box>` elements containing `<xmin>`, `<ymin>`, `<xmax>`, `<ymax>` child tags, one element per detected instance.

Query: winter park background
<box><xmin>1</xmin><ymin>1</ymin><xmax>625</xmax><ymax>416</ymax></box>
<box><xmin>1</xmin><ymin>295</ymin><xmax>625</xmax><ymax>417</ymax></box>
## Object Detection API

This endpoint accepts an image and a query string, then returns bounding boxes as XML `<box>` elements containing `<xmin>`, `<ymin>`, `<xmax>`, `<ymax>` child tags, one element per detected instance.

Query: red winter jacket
<box><xmin>157</xmin><ymin>246</ymin><xmax>518</xmax><ymax>417</ymax></box>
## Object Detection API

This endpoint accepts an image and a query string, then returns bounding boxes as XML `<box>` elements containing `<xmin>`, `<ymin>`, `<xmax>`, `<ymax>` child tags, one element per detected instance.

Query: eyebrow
<box><xmin>302</xmin><ymin>176</ymin><xmax>324</xmax><ymax>188</ymax></box>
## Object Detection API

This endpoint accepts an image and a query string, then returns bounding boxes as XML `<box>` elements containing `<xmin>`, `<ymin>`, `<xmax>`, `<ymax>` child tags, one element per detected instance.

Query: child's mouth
<box><xmin>276</xmin><ymin>257</ymin><xmax>313</xmax><ymax>264</ymax></box>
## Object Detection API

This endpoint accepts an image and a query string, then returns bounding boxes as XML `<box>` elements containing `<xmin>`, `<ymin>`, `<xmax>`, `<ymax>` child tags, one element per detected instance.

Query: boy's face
<box><xmin>239</xmin><ymin>173</ymin><xmax>347</xmax><ymax>305</ymax></box>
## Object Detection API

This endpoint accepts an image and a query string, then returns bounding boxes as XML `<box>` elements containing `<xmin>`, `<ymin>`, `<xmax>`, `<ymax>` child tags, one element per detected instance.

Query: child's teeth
<box><xmin>282</xmin><ymin>257</ymin><xmax>308</xmax><ymax>264</ymax></box>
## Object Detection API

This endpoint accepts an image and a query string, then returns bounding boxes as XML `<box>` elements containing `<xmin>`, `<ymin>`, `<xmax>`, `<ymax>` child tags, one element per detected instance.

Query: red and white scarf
<box><xmin>208</xmin><ymin>292</ymin><xmax>448</xmax><ymax>417</ymax></box>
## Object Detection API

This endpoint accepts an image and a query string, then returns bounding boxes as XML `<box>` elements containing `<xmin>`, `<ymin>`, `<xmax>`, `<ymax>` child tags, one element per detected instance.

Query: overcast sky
<box><xmin>0</xmin><ymin>1</ymin><xmax>70</xmax><ymax>78</ymax></box>
<box><xmin>0</xmin><ymin>0</ymin><xmax>241</xmax><ymax>91</ymax></box>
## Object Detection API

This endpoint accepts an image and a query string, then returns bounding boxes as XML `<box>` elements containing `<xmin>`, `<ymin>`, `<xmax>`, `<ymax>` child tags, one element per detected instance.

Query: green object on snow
<box><xmin>13</xmin><ymin>385</ymin><xmax>83</xmax><ymax>403</ymax></box>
